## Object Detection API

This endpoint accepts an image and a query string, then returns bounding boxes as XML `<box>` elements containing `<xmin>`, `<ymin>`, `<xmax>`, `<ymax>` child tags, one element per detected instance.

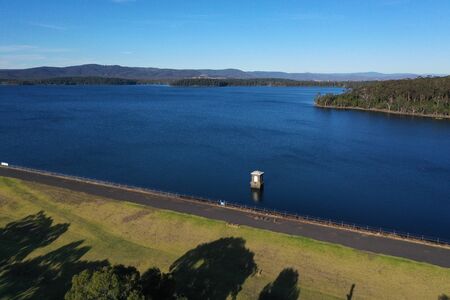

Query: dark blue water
<box><xmin>1</xmin><ymin>85</ymin><xmax>449</xmax><ymax>239</ymax></box>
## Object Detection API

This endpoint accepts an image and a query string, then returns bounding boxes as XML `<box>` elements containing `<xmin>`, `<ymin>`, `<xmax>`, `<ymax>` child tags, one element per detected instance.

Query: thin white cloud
<box><xmin>39</xmin><ymin>47</ymin><xmax>72</xmax><ymax>53</ymax></box>
<box><xmin>0</xmin><ymin>44</ymin><xmax>72</xmax><ymax>53</ymax></box>
<box><xmin>0</xmin><ymin>45</ymin><xmax>75</xmax><ymax>68</ymax></box>
<box><xmin>0</xmin><ymin>54</ymin><xmax>45</xmax><ymax>60</ymax></box>
<box><xmin>0</xmin><ymin>45</ymin><xmax>37</xmax><ymax>52</ymax></box>
<box><xmin>0</xmin><ymin>54</ymin><xmax>46</xmax><ymax>69</ymax></box>
<box><xmin>30</xmin><ymin>22</ymin><xmax>67</xmax><ymax>31</ymax></box>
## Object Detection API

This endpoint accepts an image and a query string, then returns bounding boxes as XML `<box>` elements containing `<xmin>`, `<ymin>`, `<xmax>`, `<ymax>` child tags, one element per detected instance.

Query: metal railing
<box><xmin>2</xmin><ymin>164</ymin><xmax>450</xmax><ymax>248</ymax></box>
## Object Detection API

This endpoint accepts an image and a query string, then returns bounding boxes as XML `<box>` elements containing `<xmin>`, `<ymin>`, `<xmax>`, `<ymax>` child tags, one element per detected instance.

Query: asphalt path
<box><xmin>1</xmin><ymin>166</ymin><xmax>449</xmax><ymax>268</ymax></box>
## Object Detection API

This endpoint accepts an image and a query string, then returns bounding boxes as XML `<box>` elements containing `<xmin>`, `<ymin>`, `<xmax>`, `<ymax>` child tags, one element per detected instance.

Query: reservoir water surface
<box><xmin>1</xmin><ymin>85</ymin><xmax>449</xmax><ymax>239</ymax></box>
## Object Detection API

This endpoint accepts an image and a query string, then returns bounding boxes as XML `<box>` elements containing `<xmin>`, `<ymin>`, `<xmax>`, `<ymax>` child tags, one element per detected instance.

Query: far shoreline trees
<box><xmin>1</xmin><ymin>76</ymin><xmax>366</xmax><ymax>88</ymax></box>
<box><xmin>170</xmin><ymin>78</ymin><xmax>353</xmax><ymax>88</ymax></box>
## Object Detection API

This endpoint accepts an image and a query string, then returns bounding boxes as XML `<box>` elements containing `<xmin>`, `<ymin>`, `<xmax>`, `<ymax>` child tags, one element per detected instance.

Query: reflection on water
<box><xmin>251</xmin><ymin>188</ymin><xmax>264</xmax><ymax>202</ymax></box>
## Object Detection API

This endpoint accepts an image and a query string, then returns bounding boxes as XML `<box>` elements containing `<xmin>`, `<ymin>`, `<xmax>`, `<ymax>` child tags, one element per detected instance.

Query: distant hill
<box><xmin>0</xmin><ymin>64</ymin><xmax>432</xmax><ymax>81</ymax></box>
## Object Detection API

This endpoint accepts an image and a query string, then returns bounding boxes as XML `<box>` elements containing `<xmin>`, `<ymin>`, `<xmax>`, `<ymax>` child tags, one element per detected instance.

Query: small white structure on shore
<box><xmin>1</xmin><ymin>162</ymin><xmax>8</xmax><ymax>167</ymax></box>
<box><xmin>250</xmin><ymin>170</ymin><xmax>264</xmax><ymax>189</ymax></box>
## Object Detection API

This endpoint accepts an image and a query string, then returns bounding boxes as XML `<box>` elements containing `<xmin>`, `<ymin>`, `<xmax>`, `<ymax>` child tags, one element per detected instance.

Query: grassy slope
<box><xmin>0</xmin><ymin>176</ymin><xmax>449</xmax><ymax>299</ymax></box>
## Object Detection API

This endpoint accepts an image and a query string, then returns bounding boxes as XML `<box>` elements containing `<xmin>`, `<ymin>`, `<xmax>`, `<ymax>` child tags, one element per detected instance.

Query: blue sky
<box><xmin>0</xmin><ymin>0</ymin><xmax>449</xmax><ymax>73</ymax></box>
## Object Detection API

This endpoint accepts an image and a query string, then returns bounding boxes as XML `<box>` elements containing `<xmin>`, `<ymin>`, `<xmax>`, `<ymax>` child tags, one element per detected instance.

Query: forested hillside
<box><xmin>0</xmin><ymin>64</ymin><xmax>422</xmax><ymax>81</ymax></box>
<box><xmin>315</xmin><ymin>76</ymin><xmax>450</xmax><ymax>118</ymax></box>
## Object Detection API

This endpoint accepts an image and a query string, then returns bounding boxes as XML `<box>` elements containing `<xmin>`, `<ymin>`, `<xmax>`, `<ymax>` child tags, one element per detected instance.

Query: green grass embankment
<box><xmin>1</xmin><ymin>176</ymin><xmax>449</xmax><ymax>299</ymax></box>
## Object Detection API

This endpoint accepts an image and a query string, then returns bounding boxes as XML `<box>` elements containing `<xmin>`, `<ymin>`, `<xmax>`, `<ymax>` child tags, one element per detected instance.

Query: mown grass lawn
<box><xmin>0</xmin><ymin>176</ymin><xmax>449</xmax><ymax>299</ymax></box>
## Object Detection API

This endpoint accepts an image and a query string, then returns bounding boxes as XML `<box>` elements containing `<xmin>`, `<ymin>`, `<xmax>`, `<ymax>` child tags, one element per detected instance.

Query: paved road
<box><xmin>1</xmin><ymin>166</ymin><xmax>450</xmax><ymax>268</ymax></box>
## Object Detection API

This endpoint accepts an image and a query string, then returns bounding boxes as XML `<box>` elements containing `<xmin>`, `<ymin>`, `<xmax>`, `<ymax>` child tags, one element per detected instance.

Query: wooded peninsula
<box><xmin>315</xmin><ymin>76</ymin><xmax>450</xmax><ymax>119</ymax></box>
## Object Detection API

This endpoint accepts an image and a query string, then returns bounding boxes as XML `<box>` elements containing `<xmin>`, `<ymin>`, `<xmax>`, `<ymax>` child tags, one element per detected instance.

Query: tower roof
<box><xmin>251</xmin><ymin>170</ymin><xmax>264</xmax><ymax>176</ymax></box>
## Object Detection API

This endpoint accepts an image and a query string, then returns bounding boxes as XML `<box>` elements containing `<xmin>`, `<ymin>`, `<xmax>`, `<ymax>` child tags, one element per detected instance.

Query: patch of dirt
<box><xmin>122</xmin><ymin>210</ymin><xmax>151</xmax><ymax>223</ymax></box>
<box><xmin>44</xmin><ymin>188</ymin><xmax>106</xmax><ymax>206</ymax></box>
<box><xmin>0</xmin><ymin>195</ymin><xmax>8</xmax><ymax>206</ymax></box>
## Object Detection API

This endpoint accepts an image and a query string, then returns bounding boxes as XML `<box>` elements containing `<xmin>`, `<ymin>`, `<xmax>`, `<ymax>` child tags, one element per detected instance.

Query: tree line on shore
<box><xmin>1</xmin><ymin>76</ymin><xmax>366</xmax><ymax>88</ymax></box>
<box><xmin>315</xmin><ymin>76</ymin><xmax>450</xmax><ymax>117</ymax></box>
<box><xmin>0</xmin><ymin>77</ymin><xmax>167</xmax><ymax>85</ymax></box>
<box><xmin>169</xmin><ymin>78</ymin><xmax>355</xmax><ymax>88</ymax></box>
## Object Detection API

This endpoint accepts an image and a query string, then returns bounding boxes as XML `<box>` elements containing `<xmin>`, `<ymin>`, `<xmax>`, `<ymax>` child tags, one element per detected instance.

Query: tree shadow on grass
<box><xmin>169</xmin><ymin>237</ymin><xmax>257</xmax><ymax>300</ymax></box>
<box><xmin>0</xmin><ymin>211</ymin><xmax>69</xmax><ymax>265</ymax></box>
<box><xmin>0</xmin><ymin>211</ymin><xmax>108</xmax><ymax>300</ymax></box>
<box><xmin>259</xmin><ymin>268</ymin><xmax>300</xmax><ymax>300</ymax></box>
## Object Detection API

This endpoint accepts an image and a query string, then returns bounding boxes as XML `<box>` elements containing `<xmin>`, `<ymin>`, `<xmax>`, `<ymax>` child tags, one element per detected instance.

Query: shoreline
<box><xmin>315</xmin><ymin>103</ymin><xmax>450</xmax><ymax>120</ymax></box>
<box><xmin>1</xmin><ymin>165</ymin><xmax>450</xmax><ymax>267</ymax></box>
